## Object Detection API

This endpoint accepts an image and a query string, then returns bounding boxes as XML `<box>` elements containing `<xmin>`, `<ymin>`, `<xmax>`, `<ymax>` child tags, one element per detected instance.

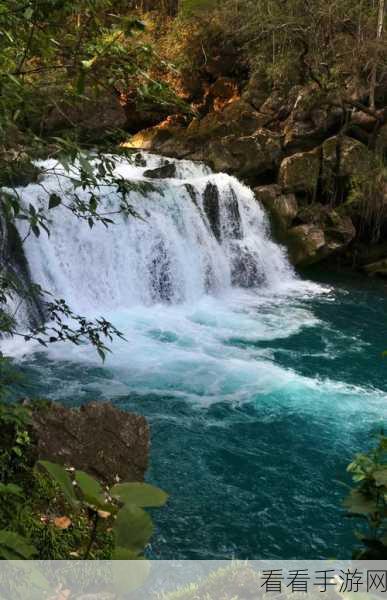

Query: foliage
<box><xmin>0</xmin><ymin>0</ymin><xmax>187</xmax><ymax>361</ymax></box>
<box><xmin>348</xmin><ymin>153</ymin><xmax>387</xmax><ymax>243</ymax></box>
<box><xmin>0</xmin><ymin>398</ymin><xmax>168</xmax><ymax>560</ymax></box>
<box><xmin>344</xmin><ymin>434</ymin><xmax>387</xmax><ymax>559</ymax></box>
<box><xmin>39</xmin><ymin>460</ymin><xmax>168</xmax><ymax>559</ymax></box>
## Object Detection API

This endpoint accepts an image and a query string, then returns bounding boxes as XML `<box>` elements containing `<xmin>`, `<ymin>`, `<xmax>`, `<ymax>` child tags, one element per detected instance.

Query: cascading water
<box><xmin>15</xmin><ymin>153</ymin><xmax>296</xmax><ymax>316</ymax></box>
<box><xmin>5</xmin><ymin>152</ymin><xmax>387</xmax><ymax>559</ymax></box>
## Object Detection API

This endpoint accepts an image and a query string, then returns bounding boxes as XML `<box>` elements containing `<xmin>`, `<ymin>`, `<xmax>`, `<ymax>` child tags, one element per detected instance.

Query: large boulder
<box><xmin>144</xmin><ymin>162</ymin><xmax>177</xmax><ymax>179</ymax></box>
<box><xmin>242</xmin><ymin>69</ymin><xmax>270</xmax><ymax>110</ymax></box>
<box><xmin>285</xmin><ymin>208</ymin><xmax>356</xmax><ymax>266</ymax></box>
<box><xmin>283</xmin><ymin>85</ymin><xmax>343</xmax><ymax>151</ymax></box>
<box><xmin>286</xmin><ymin>224</ymin><xmax>326</xmax><ymax>266</ymax></box>
<box><xmin>31</xmin><ymin>401</ymin><xmax>149</xmax><ymax>485</ymax></box>
<box><xmin>363</xmin><ymin>258</ymin><xmax>387</xmax><ymax>277</ymax></box>
<box><xmin>279</xmin><ymin>148</ymin><xmax>321</xmax><ymax>193</ymax></box>
<box><xmin>208</xmin><ymin>129</ymin><xmax>282</xmax><ymax>177</ymax></box>
<box><xmin>125</xmin><ymin>98</ymin><xmax>271</xmax><ymax>166</ymax></box>
<box><xmin>255</xmin><ymin>185</ymin><xmax>298</xmax><ymax>231</ymax></box>
<box><xmin>322</xmin><ymin>136</ymin><xmax>370</xmax><ymax>178</ymax></box>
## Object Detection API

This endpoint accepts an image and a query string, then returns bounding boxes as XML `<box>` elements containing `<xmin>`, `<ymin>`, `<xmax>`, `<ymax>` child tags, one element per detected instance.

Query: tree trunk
<box><xmin>370</xmin><ymin>0</ymin><xmax>385</xmax><ymax>109</ymax></box>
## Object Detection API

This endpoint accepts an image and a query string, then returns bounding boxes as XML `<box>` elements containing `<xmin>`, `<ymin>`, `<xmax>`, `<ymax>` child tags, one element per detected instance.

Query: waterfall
<box><xmin>14</xmin><ymin>153</ymin><xmax>296</xmax><ymax>318</ymax></box>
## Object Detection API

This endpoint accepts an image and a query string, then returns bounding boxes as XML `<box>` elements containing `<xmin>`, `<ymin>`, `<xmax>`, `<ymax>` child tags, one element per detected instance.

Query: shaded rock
<box><xmin>286</xmin><ymin>224</ymin><xmax>326</xmax><ymax>266</ymax></box>
<box><xmin>31</xmin><ymin>401</ymin><xmax>149</xmax><ymax>485</ymax></box>
<box><xmin>125</xmin><ymin>100</ymin><xmax>270</xmax><ymax>165</ymax></box>
<box><xmin>363</xmin><ymin>258</ymin><xmax>387</xmax><ymax>277</ymax></box>
<box><xmin>203</xmin><ymin>182</ymin><xmax>221</xmax><ymax>241</ymax></box>
<box><xmin>208</xmin><ymin>129</ymin><xmax>282</xmax><ymax>177</ymax></box>
<box><xmin>279</xmin><ymin>148</ymin><xmax>320</xmax><ymax>193</ymax></box>
<box><xmin>322</xmin><ymin>136</ymin><xmax>369</xmax><ymax>178</ymax></box>
<box><xmin>225</xmin><ymin>188</ymin><xmax>243</xmax><ymax>239</ymax></box>
<box><xmin>356</xmin><ymin>241</ymin><xmax>387</xmax><ymax>266</ymax></box>
<box><xmin>242</xmin><ymin>69</ymin><xmax>270</xmax><ymax>110</ymax></box>
<box><xmin>208</xmin><ymin>77</ymin><xmax>240</xmax><ymax>111</ymax></box>
<box><xmin>283</xmin><ymin>86</ymin><xmax>343</xmax><ymax>151</ymax></box>
<box><xmin>144</xmin><ymin>162</ymin><xmax>176</xmax><ymax>179</ymax></box>
<box><xmin>43</xmin><ymin>91</ymin><xmax>127</xmax><ymax>136</ymax></box>
<box><xmin>285</xmin><ymin>209</ymin><xmax>355</xmax><ymax>266</ymax></box>
<box><xmin>255</xmin><ymin>184</ymin><xmax>298</xmax><ymax>231</ymax></box>
<box><xmin>0</xmin><ymin>158</ymin><xmax>42</xmax><ymax>188</ymax></box>
<box><xmin>230</xmin><ymin>244</ymin><xmax>262</xmax><ymax>287</ymax></box>
<box><xmin>376</xmin><ymin>123</ymin><xmax>387</xmax><ymax>153</ymax></box>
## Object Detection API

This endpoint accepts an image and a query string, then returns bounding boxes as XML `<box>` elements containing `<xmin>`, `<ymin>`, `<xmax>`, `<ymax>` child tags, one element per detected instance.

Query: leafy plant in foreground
<box><xmin>344</xmin><ymin>434</ymin><xmax>387</xmax><ymax>558</ymax></box>
<box><xmin>38</xmin><ymin>461</ymin><xmax>168</xmax><ymax>559</ymax></box>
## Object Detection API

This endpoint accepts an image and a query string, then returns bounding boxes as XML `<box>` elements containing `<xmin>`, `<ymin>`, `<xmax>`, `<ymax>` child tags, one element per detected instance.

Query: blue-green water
<box><xmin>12</xmin><ymin>270</ymin><xmax>387</xmax><ymax>559</ymax></box>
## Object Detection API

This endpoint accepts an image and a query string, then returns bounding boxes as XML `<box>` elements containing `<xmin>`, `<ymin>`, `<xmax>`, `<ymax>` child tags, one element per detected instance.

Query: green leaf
<box><xmin>113</xmin><ymin>504</ymin><xmax>153</xmax><ymax>553</ymax></box>
<box><xmin>75</xmin><ymin>470</ymin><xmax>105</xmax><ymax>507</ymax></box>
<box><xmin>0</xmin><ymin>531</ymin><xmax>37</xmax><ymax>559</ymax></box>
<box><xmin>111</xmin><ymin>482</ymin><xmax>168</xmax><ymax>507</ymax></box>
<box><xmin>112</xmin><ymin>547</ymin><xmax>141</xmax><ymax>559</ymax></box>
<box><xmin>0</xmin><ymin>483</ymin><xmax>23</xmax><ymax>496</ymax></box>
<box><xmin>343</xmin><ymin>490</ymin><xmax>376</xmax><ymax>515</ymax></box>
<box><xmin>38</xmin><ymin>461</ymin><xmax>78</xmax><ymax>507</ymax></box>
<box><xmin>48</xmin><ymin>193</ymin><xmax>61</xmax><ymax>209</ymax></box>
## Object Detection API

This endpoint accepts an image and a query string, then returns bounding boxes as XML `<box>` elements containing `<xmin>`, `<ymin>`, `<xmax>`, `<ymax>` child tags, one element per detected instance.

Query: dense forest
<box><xmin>0</xmin><ymin>0</ymin><xmax>387</xmax><ymax>571</ymax></box>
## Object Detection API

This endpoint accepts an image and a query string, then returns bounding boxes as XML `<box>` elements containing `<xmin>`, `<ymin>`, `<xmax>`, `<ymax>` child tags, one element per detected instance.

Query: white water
<box><xmin>15</xmin><ymin>153</ymin><xmax>301</xmax><ymax>315</ymax></box>
<box><xmin>6</xmin><ymin>152</ymin><xmax>387</xmax><ymax>559</ymax></box>
<box><xmin>6</xmin><ymin>153</ymin><xmax>325</xmax><ymax>376</ymax></box>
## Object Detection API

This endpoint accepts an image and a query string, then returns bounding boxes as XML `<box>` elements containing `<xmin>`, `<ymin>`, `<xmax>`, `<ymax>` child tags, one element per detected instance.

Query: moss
<box><xmin>0</xmin><ymin>399</ymin><xmax>114</xmax><ymax>559</ymax></box>
<box><xmin>279</xmin><ymin>149</ymin><xmax>320</xmax><ymax>193</ymax></box>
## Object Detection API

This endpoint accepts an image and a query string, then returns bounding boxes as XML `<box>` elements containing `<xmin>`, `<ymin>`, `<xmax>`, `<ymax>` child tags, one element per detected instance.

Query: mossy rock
<box><xmin>285</xmin><ymin>224</ymin><xmax>326</xmax><ymax>266</ymax></box>
<box><xmin>364</xmin><ymin>258</ymin><xmax>387</xmax><ymax>277</ymax></box>
<box><xmin>255</xmin><ymin>184</ymin><xmax>298</xmax><ymax>231</ymax></box>
<box><xmin>279</xmin><ymin>148</ymin><xmax>320</xmax><ymax>192</ymax></box>
<box><xmin>322</xmin><ymin>136</ymin><xmax>370</xmax><ymax>178</ymax></box>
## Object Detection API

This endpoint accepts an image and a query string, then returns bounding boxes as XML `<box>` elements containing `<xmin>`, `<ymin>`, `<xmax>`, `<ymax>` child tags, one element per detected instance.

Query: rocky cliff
<box><xmin>125</xmin><ymin>78</ymin><xmax>387</xmax><ymax>275</ymax></box>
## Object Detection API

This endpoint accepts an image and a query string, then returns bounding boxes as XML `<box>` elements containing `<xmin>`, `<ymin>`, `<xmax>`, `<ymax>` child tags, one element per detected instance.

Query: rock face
<box><xmin>279</xmin><ymin>149</ymin><xmax>320</xmax><ymax>193</ymax></box>
<box><xmin>126</xmin><ymin>77</ymin><xmax>387</xmax><ymax>272</ymax></box>
<box><xmin>284</xmin><ymin>209</ymin><xmax>356</xmax><ymax>266</ymax></box>
<box><xmin>322</xmin><ymin>136</ymin><xmax>370</xmax><ymax>178</ymax></box>
<box><xmin>255</xmin><ymin>185</ymin><xmax>298</xmax><ymax>231</ymax></box>
<box><xmin>144</xmin><ymin>162</ymin><xmax>177</xmax><ymax>178</ymax></box>
<box><xmin>31</xmin><ymin>402</ymin><xmax>149</xmax><ymax>485</ymax></box>
<box><xmin>363</xmin><ymin>258</ymin><xmax>387</xmax><ymax>277</ymax></box>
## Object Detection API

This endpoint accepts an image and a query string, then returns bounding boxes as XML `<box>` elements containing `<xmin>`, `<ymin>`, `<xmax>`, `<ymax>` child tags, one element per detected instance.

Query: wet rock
<box><xmin>144</xmin><ymin>162</ymin><xmax>177</xmax><ymax>179</ymax></box>
<box><xmin>286</xmin><ymin>224</ymin><xmax>326</xmax><ymax>266</ymax></box>
<box><xmin>43</xmin><ymin>91</ymin><xmax>127</xmax><ymax>136</ymax></box>
<box><xmin>230</xmin><ymin>245</ymin><xmax>263</xmax><ymax>287</ymax></box>
<box><xmin>225</xmin><ymin>188</ymin><xmax>243</xmax><ymax>239</ymax></box>
<box><xmin>255</xmin><ymin>185</ymin><xmax>298</xmax><ymax>231</ymax></box>
<box><xmin>31</xmin><ymin>401</ymin><xmax>149</xmax><ymax>485</ymax></box>
<box><xmin>279</xmin><ymin>148</ymin><xmax>321</xmax><ymax>193</ymax></box>
<box><xmin>285</xmin><ymin>209</ymin><xmax>355</xmax><ymax>266</ymax></box>
<box><xmin>203</xmin><ymin>182</ymin><xmax>221</xmax><ymax>241</ymax></box>
<box><xmin>149</xmin><ymin>240</ymin><xmax>173</xmax><ymax>303</ymax></box>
